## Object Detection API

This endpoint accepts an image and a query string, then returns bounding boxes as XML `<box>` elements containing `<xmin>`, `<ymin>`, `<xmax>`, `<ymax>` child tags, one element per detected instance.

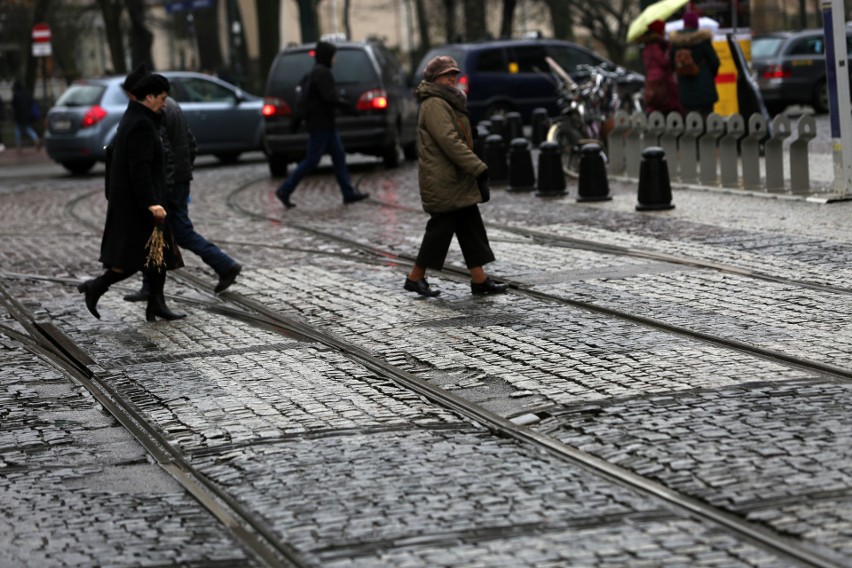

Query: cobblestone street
<box><xmin>2</xmin><ymin>150</ymin><xmax>852</xmax><ymax>567</ymax></box>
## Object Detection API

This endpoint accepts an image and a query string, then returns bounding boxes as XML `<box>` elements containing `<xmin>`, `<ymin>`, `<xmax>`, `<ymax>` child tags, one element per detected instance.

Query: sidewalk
<box><xmin>0</xmin><ymin>144</ymin><xmax>51</xmax><ymax>167</ymax></box>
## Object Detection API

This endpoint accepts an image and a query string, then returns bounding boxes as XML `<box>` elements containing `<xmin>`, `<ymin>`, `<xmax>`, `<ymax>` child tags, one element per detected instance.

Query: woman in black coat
<box><xmin>77</xmin><ymin>73</ymin><xmax>185</xmax><ymax>322</ymax></box>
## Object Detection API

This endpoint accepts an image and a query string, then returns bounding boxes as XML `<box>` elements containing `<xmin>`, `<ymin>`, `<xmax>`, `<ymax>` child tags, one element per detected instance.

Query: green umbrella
<box><xmin>627</xmin><ymin>0</ymin><xmax>690</xmax><ymax>42</ymax></box>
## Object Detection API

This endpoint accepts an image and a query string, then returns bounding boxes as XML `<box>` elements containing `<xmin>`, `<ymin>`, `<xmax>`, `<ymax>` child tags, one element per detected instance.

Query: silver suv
<box><xmin>751</xmin><ymin>28</ymin><xmax>852</xmax><ymax>114</ymax></box>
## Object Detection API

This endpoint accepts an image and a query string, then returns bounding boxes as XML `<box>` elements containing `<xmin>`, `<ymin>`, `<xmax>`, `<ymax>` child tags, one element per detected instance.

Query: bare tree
<box><xmin>96</xmin><ymin>0</ymin><xmax>127</xmax><ymax>74</ymax></box>
<box><xmin>442</xmin><ymin>0</ymin><xmax>457</xmax><ymax>42</ymax></box>
<box><xmin>297</xmin><ymin>0</ymin><xmax>320</xmax><ymax>43</ymax></box>
<box><xmin>500</xmin><ymin>0</ymin><xmax>516</xmax><ymax>39</ymax></box>
<box><xmin>538</xmin><ymin>0</ymin><xmax>574</xmax><ymax>41</ymax></box>
<box><xmin>573</xmin><ymin>1</ymin><xmax>634</xmax><ymax>64</ymax></box>
<box><xmin>194</xmin><ymin>3</ymin><xmax>224</xmax><ymax>73</ymax></box>
<box><xmin>255</xmin><ymin>0</ymin><xmax>280</xmax><ymax>88</ymax></box>
<box><xmin>127</xmin><ymin>0</ymin><xmax>153</xmax><ymax>70</ymax></box>
<box><xmin>343</xmin><ymin>0</ymin><xmax>352</xmax><ymax>40</ymax></box>
<box><xmin>462</xmin><ymin>0</ymin><xmax>487</xmax><ymax>41</ymax></box>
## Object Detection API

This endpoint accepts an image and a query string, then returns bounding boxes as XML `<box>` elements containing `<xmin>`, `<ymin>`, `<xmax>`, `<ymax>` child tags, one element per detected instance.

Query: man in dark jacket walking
<box><xmin>121</xmin><ymin>65</ymin><xmax>242</xmax><ymax>301</ymax></box>
<box><xmin>274</xmin><ymin>40</ymin><xmax>368</xmax><ymax>209</ymax></box>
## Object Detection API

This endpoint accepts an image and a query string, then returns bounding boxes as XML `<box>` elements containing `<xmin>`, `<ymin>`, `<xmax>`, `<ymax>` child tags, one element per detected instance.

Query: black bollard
<box><xmin>531</xmin><ymin>108</ymin><xmax>550</xmax><ymax>147</ymax></box>
<box><xmin>508</xmin><ymin>138</ymin><xmax>536</xmax><ymax>192</ymax></box>
<box><xmin>474</xmin><ymin>125</ymin><xmax>490</xmax><ymax>160</ymax></box>
<box><xmin>535</xmin><ymin>141</ymin><xmax>566</xmax><ymax>197</ymax></box>
<box><xmin>577</xmin><ymin>142</ymin><xmax>612</xmax><ymax>202</ymax></box>
<box><xmin>477</xmin><ymin>120</ymin><xmax>492</xmax><ymax>136</ymax></box>
<box><xmin>505</xmin><ymin>112</ymin><xmax>523</xmax><ymax>142</ymax></box>
<box><xmin>636</xmin><ymin>146</ymin><xmax>675</xmax><ymax>211</ymax></box>
<box><xmin>484</xmin><ymin>134</ymin><xmax>508</xmax><ymax>186</ymax></box>
<box><xmin>489</xmin><ymin>115</ymin><xmax>507</xmax><ymax>141</ymax></box>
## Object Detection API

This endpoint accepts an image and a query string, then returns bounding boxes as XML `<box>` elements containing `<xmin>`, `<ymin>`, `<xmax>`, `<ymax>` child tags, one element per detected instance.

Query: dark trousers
<box><xmin>141</xmin><ymin>182</ymin><xmax>235</xmax><ymax>291</ymax></box>
<box><xmin>276</xmin><ymin>128</ymin><xmax>357</xmax><ymax>199</ymax></box>
<box><xmin>415</xmin><ymin>205</ymin><xmax>495</xmax><ymax>270</ymax></box>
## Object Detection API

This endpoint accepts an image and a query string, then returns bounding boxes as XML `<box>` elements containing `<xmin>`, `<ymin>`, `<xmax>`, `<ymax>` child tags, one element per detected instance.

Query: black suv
<box><xmin>262</xmin><ymin>39</ymin><xmax>418</xmax><ymax>176</ymax></box>
<box><xmin>414</xmin><ymin>38</ymin><xmax>644</xmax><ymax>125</ymax></box>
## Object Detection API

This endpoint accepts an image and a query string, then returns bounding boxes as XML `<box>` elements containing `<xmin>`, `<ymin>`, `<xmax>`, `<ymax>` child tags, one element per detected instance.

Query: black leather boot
<box><xmin>145</xmin><ymin>294</ymin><xmax>187</xmax><ymax>322</ymax></box>
<box><xmin>77</xmin><ymin>277</ymin><xmax>110</xmax><ymax>319</ymax></box>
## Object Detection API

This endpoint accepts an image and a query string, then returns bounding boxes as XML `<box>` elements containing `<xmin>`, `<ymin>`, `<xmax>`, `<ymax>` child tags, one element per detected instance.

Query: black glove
<box><xmin>477</xmin><ymin>171</ymin><xmax>490</xmax><ymax>204</ymax></box>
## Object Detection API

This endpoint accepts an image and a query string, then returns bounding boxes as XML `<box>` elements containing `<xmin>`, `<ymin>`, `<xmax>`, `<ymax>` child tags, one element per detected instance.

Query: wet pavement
<box><xmin>2</xmin><ymin>139</ymin><xmax>852</xmax><ymax>567</ymax></box>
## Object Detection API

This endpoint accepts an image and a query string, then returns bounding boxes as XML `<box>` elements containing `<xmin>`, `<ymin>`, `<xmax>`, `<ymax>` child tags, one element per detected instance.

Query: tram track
<box><xmin>1</xmin><ymin>175</ymin><xmax>846</xmax><ymax>566</ymax></box>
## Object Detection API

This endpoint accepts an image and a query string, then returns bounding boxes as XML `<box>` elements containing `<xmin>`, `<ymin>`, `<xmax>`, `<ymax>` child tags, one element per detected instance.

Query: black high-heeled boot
<box><xmin>145</xmin><ymin>294</ymin><xmax>186</xmax><ymax>322</ymax></box>
<box><xmin>77</xmin><ymin>269</ymin><xmax>126</xmax><ymax>319</ymax></box>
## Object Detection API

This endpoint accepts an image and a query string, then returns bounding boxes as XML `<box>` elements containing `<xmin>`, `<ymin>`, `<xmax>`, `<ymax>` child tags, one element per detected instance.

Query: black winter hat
<box><xmin>123</xmin><ymin>63</ymin><xmax>150</xmax><ymax>92</ymax></box>
<box><xmin>130</xmin><ymin>73</ymin><xmax>170</xmax><ymax>100</ymax></box>
<box><xmin>315</xmin><ymin>41</ymin><xmax>337</xmax><ymax>67</ymax></box>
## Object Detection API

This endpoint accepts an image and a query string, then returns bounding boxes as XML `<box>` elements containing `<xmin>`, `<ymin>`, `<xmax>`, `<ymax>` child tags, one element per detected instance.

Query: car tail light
<box><xmin>356</xmin><ymin>89</ymin><xmax>389</xmax><ymax>111</ymax></box>
<box><xmin>262</xmin><ymin>96</ymin><xmax>292</xmax><ymax>117</ymax></box>
<box><xmin>81</xmin><ymin>105</ymin><xmax>107</xmax><ymax>128</ymax></box>
<box><xmin>457</xmin><ymin>74</ymin><xmax>470</xmax><ymax>94</ymax></box>
<box><xmin>761</xmin><ymin>65</ymin><xmax>791</xmax><ymax>80</ymax></box>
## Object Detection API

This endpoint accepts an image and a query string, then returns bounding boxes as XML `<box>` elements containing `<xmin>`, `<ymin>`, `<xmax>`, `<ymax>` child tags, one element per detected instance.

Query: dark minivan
<box><xmin>262</xmin><ymin>38</ymin><xmax>418</xmax><ymax>176</ymax></box>
<box><xmin>414</xmin><ymin>38</ymin><xmax>644</xmax><ymax>125</ymax></box>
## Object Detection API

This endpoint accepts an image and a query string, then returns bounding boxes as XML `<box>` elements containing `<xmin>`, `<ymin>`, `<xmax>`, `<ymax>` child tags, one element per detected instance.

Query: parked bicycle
<box><xmin>545</xmin><ymin>59</ymin><xmax>643</xmax><ymax>177</ymax></box>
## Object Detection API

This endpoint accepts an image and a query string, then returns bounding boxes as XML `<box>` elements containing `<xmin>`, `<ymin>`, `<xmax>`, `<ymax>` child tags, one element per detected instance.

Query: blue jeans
<box><xmin>276</xmin><ymin>128</ymin><xmax>357</xmax><ymax>199</ymax></box>
<box><xmin>14</xmin><ymin>122</ymin><xmax>39</xmax><ymax>147</ymax></box>
<box><xmin>141</xmin><ymin>182</ymin><xmax>236</xmax><ymax>290</ymax></box>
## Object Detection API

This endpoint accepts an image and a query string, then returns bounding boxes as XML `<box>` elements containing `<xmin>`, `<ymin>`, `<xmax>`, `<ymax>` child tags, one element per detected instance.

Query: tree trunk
<box><xmin>97</xmin><ymin>0</ymin><xmax>127</xmax><ymax>74</ymax></box>
<box><xmin>500</xmin><ymin>0</ymin><xmax>516</xmax><ymax>39</ymax></box>
<box><xmin>413</xmin><ymin>0</ymin><xmax>431</xmax><ymax>61</ymax></box>
<box><xmin>542</xmin><ymin>0</ymin><xmax>573</xmax><ymax>41</ymax></box>
<box><xmin>194</xmin><ymin>3</ymin><xmax>224</xmax><ymax>74</ymax></box>
<box><xmin>462</xmin><ymin>0</ymin><xmax>487</xmax><ymax>41</ymax></box>
<box><xmin>442</xmin><ymin>0</ymin><xmax>457</xmax><ymax>43</ymax></box>
<box><xmin>127</xmin><ymin>0</ymin><xmax>153</xmax><ymax>70</ymax></box>
<box><xmin>343</xmin><ymin>0</ymin><xmax>352</xmax><ymax>40</ymax></box>
<box><xmin>297</xmin><ymin>0</ymin><xmax>319</xmax><ymax>43</ymax></box>
<box><xmin>255</xmin><ymin>0</ymin><xmax>280</xmax><ymax>92</ymax></box>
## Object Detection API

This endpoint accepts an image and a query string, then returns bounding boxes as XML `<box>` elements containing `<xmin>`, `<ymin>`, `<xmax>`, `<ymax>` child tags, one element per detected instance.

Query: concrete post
<box><xmin>661</xmin><ymin>112</ymin><xmax>684</xmax><ymax>183</ymax></box>
<box><xmin>679</xmin><ymin>112</ymin><xmax>703</xmax><ymax>184</ymax></box>
<box><xmin>720</xmin><ymin>114</ymin><xmax>745</xmax><ymax>189</ymax></box>
<box><xmin>625</xmin><ymin>113</ymin><xmax>647</xmax><ymax>179</ymax></box>
<box><xmin>765</xmin><ymin>115</ymin><xmax>791</xmax><ymax>192</ymax></box>
<box><xmin>789</xmin><ymin>114</ymin><xmax>817</xmax><ymax>194</ymax></box>
<box><xmin>741</xmin><ymin>113</ymin><xmax>768</xmax><ymax>190</ymax></box>
<box><xmin>607</xmin><ymin>110</ymin><xmax>631</xmax><ymax>176</ymax></box>
<box><xmin>699</xmin><ymin>113</ymin><xmax>725</xmax><ymax>187</ymax></box>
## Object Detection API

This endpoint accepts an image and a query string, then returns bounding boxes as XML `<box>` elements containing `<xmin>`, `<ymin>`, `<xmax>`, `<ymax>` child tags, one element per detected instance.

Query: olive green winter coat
<box><xmin>415</xmin><ymin>80</ymin><xmax>487</xmax><ymax>214</ymax></box>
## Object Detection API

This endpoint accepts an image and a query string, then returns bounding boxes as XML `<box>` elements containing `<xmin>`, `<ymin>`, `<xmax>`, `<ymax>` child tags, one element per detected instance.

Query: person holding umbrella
<box><xmin>639</xmin><ymin>19</ymin><xmax>684</xmax><ymax>115</ymax></box>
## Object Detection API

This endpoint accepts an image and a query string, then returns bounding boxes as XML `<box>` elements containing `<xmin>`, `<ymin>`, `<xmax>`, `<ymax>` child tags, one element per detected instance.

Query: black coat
<box><xmin>100</xmin><ymin>101</ymin><xmax>180</xmax><ymax>271</ymax></box>
<box><xmin>305</xmin><ymin>63</ymin><xmax>355</xmax><ymax>132</ymax></box>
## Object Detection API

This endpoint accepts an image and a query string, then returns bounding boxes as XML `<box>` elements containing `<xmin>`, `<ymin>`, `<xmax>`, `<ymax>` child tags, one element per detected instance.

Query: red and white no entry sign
<box><xmin>32</xmin><ymin>22</ymin><xmax>52</xmax><ymax>57</ymax></box>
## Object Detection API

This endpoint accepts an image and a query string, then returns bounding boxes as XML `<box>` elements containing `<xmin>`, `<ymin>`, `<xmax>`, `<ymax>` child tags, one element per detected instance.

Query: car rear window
<box><xmin>55</xmin><ymin>84</ymin><xmax>106</xmax><ymax>107</ymax></box>
<box><xmin>750</xmin><ymin>37</ymin><xmax>785</xmax><ymax>59</ymax></box>
<box><xmin>268</xmin><ymin>47</ymin><xmax>377</xmax><ymax>93</ymax></box>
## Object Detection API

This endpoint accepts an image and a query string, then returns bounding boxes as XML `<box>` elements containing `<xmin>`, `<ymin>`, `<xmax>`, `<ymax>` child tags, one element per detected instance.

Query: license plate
<box><xmin>53</xmin><ymin>119</ymin><xmax>72</xmax><ymax>131</ymax></box>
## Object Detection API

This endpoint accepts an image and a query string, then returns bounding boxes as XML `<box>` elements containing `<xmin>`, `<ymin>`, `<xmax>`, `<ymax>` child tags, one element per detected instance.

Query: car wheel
<box><xmin>812</xmin><ymin>80</ymin><xmax>829</xmax><ymax>114</ymax></box>
<box><xmin>485</xmin><ymin>102</ymin><xmax>512</xmax><ymax>121</ymax></box>
<box><xmin>267</xmin><ymin>153</ymin><xmax>290</xmax><ymax>177</ymax></box>
<box><xmin>382</xmin><ymin>129</ymin><xmax>404</xmax><ymax>168</ymax></box>
<box><xmin>62</xmin><ymin>160</ymin><xmax>96</xmax><ymax>175</ymax></box>
<box><xmin>215</xmin><ymin>152</ymin><xmax>241</xmax><ymax>164</ymax></box>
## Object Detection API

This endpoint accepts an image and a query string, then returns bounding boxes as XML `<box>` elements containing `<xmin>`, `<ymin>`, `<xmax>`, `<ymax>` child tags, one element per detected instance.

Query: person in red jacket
<box><xmin>640</xmin><ymin>19</ymin><xmax>684</xmax><ymax>115</ymax></box>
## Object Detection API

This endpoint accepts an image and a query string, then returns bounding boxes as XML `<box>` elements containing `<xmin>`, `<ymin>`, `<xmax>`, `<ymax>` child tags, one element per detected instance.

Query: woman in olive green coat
<box><xmin>403</xmin><ymin>55</ymin><xmax>508</xmax><ymax>297</ymax></box>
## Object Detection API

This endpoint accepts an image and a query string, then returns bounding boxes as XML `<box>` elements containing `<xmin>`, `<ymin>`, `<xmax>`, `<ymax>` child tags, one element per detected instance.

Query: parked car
<box><xmin>751</xmin><ymin>28</ymin><xmax>852</xmax><ymax>114</ymax></box>
<box><xmin>261</xmin><ymin>38</ymin><xmax>418</xmax><ymax>177</ymax></box>
<box><xmin>44</xmin><ymin>71</ymin><xmax>264</xmax><ymax>174</ymax></box>
<box><xmin>413</xmin><ymin>37</ymin><xmax>644</xmax><ymax>125</ymax></box>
